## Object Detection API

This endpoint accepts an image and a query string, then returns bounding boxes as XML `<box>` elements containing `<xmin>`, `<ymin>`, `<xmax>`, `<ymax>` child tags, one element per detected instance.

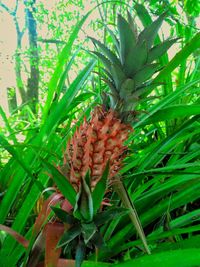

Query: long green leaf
<box><xmin>113</xmin><ymin>176</ymin><xmax>151</xmax><ymax>255</ymax></box>
<box><xmin>43</xmin><ymin>161</ymin><xmax>76</xmax><ymax>207</ymax></box>
<box><xmin>114</xmin><ymin>248</ymin><xmax>200</xmax><ymax>267</ymax></box>
<box><xmin>0</xmin><ymin>134</ymin><xmax>33</xmax><ymax>179</ymax></box>
<box><xmin>57</xmin><ymin>225</ymin><xmax>81</xmax><ymax>247</ymax></box>
<box><xmin>134</xmin><ymin>78</ymin><xmax>200</xmax><ymax>128</ymax></box>
<box><xmin>117</xmin><ymin>14</ymin><xmax>136</xmax><ymax>64</ymax></box>
<box><xmin>141</xmin><ymin>104</ymin><xmax>200</xmax><ymax>125</ymax></box>
<box><xmin>39</xmin><ymin>60</ymin><xmax>96</xmax><ymax>140</ymax></box>
<box><xmin>147</xmin><ymin>38</ymin><xmax>178</xmax><ymax>63</ymax></box>
<box><xmin>154</xmin><ymin>33</ymin><xmax>200</xmax><ymax>82</ymax></box>
<box><xmin>138</xmin><ymin>12</ymin><xmax>167</xmax><ymax>48</ymax></box>
<box><xmin>0</xmin><ymin>107</ymin><xmax>17</xmax><ymax>144</ymax></box>
<box><xmin>42</xmin><ymin>11</ymin><xmax>92</xmax><ymax>122</ymax></box>
<box><xmin>51</xmin><ymin>206</ymin><xmax>76</xmax><ymax>225</ymax></box>
<box><xmin>92</xmin><ymin>162</ymin><xmax>109</xmax><ymax>215</ymax></box>
<box><xmin>90</xmin><ymin>37</ymin><xmax>121</xmax><ymax>66</ymax></box>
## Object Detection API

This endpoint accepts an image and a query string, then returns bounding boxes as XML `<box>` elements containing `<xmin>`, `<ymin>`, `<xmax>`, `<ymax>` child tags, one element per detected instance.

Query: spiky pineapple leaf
<box><xmin>138</xmin><ymin>12</ymin><xmax>167</xmax><ymax>49</ymax></box>
<box><xmin>127</xmin><ymin>11</ymin><xmax>138</xmax><ymax>38</ymax></box>
<box><xmin>74</xmin><ymin>173</ymin><xmax>93</xmax><ymax>222</ymax></box>
<box><xmin>90</xmin><ymin>231</ymin><xmax>105</xmax><ymax>248</ymax></box>
<box><xmin>57</xmin><ymin>225</ymin><xmax>81</xmax><ymax>248</ymax></box>
<box><xmin>147</xmin><ymin>38</ymin><xmax>179</xmax><ymax>63</ymax></box>
<box><xmin>101</xmin><ymin>88</ymin><xmax>122</xmax><ymax>111</ymax></box>
<box><xmin>117</xmin><ymin>14</ymin><xmax>137</xmax><ymax>64</ymax></box>
<box><xmin>96</xmin><ymin>21</ymin><xmax>120</xmax><ymax>54</ymax></box>
<box><xmin>91</xmin><ymin>51</ymin><xmax>111</xmax><ymax>72</ymax></box>
<box><xmin>81</xmin><ymin>175</ymin><xmax>94</xmax><ymax>222</ymax></box>
<box><xmin>105</xmin><ymin>26</ymin><xmax>120</xmax><ymax>55</ymax></box>
<box><xmin>134</xmin><ymin>63</ymin><xmax>159</xmax><ymax>86</ymax></box>
<box><xmin>84</xmin><ymin>170</ymin><xmax>91</xmax><ymax>188</ymax></box>
<box><xmin>94</xmin><ymin>207</ymin><xmax>128</xmax><ymax>226</ymax></box>
<box><xmin>124</xmin><ymin>41</ymin><xmax>148</xmax><ymax>76</ymax></box>
<box><xmin>134</xmin><ymin>82</ymin><xmax>162</xmax><ymax>97</ymax></box>
<box><xmin>120</xmin><ymin>79</ymin><xmax>135</xmax><ymax>100</ymax></box>
<box><xmin>100</xmin><ymin>78</ymin><xmax>119</xmax><ymax>103</ymax></box>
<box><xmin>51</xmin><ymin>206</ymin><xmax>76</xmax><ymax>225</ymax></box>
<box><xmin>42</xmin><ymin>161</ymin><xmax>76</xmax><ymax>207</ymax></box>
<box><xmin>92</xmin><ymin>162</ymin><xmax>109</xmax><ymax>215</ymax></box>
<box><xmin>82</xmin><ymin>222</ymin><xmax>97</xmax><ymax>244</ymax></box>
<box><xmin>90</xmin><ymin>37</ymin><xmax>121</xmax><ymax>66</ymax></box>
<box><xmin>135</xmin><ymin>3</ymin><xmax>152</xmax><ymax>27</ymax></box>
<box><xmin>75</xmin><ymin>240</ymin><xmax>86</xmax><ymax>267</ymax></box>
<box><xmin>98</xmin><ymin>67</ymin><xmax>113</xmax><ymax>81</ymax></box>
<box><xmin>110</xmin><ymin>64</ymin><xmax>126</xmax><ymax>91</ymax></box>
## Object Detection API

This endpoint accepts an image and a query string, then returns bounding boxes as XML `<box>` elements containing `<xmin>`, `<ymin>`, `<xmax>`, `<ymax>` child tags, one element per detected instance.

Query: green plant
<box><xmin>0</xmin><ymin>2</ymin><xmax>199</xmax><ymax>267</ymax></box>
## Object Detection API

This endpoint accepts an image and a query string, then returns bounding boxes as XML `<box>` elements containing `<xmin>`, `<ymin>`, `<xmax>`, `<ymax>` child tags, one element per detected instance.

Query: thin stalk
<box><xmin>112</xmin><ymin>175</ymin><xmax>151</xmax><ymax>255</ymax></box>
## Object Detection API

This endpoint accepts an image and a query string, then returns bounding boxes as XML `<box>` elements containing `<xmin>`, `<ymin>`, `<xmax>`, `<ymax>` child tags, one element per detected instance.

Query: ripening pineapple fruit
<box><xmin>61</xmin><ymin>11</ymin><xmax>177</xmax><ymax>254</ymax></box>
<box><xmin>66</xmin><ymin>106</ymin><xmax>132</xmax><ymax>191</ymax></box>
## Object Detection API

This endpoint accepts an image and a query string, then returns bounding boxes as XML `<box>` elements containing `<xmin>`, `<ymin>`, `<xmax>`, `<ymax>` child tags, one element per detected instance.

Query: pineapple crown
<box><xmin>90</xmin><ymin>11</ymin><xmax>177</xmax><ymax>122</ymax></box>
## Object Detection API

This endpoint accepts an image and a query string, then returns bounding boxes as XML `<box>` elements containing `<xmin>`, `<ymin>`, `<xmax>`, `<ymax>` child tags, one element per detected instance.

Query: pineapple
<box><xmin>61</xmin><ymin>11</ymin><xmax>177</xmax><ymax>254</ymax></box>
<box><xmin>66</xmin><ymin>106</ymin><xmax>132</xmax><ymax>191</ymax></box>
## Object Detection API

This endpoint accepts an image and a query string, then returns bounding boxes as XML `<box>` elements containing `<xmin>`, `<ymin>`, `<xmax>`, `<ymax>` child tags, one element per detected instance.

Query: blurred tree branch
<box><xmin>1</xmin><ymin>0</ymin><xmax>40</xmax><ymax>113</ymax></box>
<box><xmin>0</xmin><ymin>0</ymin><xmax>27</xmax><ymax>103</ymax></box>
<box><xmin>24</xmin><ymin>0</ymin><xmax>39</xmax><ymax>113</ymax></box>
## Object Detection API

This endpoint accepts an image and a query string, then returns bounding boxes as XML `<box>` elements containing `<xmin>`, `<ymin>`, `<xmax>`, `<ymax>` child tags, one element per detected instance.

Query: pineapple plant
<box><xmin>15</xmin><ymin>11</ymin><xmax>178</xmax><ymax>266</ymax></box>
<box><xmin>27</xmin><ymin>11</ymin><xmax>177</xmax><ymax>265</ymax></box>
<box><xmin>0</xmin><ymin>10</ymin><xmax>178</xmax><ymax>267</ymax></box>
<box><xmin>61</xmin><ymin>11</ymin><xmax>177</xmax><ymax>254</ymax></box>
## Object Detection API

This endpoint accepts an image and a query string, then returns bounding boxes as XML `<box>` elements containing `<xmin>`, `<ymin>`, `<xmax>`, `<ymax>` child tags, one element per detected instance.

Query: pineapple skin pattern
<box><xmin>67</xmin><ymin>105</ymin><xmax>132</xmax><ymax>190</ymax></box>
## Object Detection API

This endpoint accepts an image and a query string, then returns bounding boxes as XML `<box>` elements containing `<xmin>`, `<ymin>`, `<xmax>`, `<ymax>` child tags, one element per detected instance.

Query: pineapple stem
<box><xmin>112</xmin><ymin>175</ymin><xmax>151</xmax><ymax>255</ymax></box>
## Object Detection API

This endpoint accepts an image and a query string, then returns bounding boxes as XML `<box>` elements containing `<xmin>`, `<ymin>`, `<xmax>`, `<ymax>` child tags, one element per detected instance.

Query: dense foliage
<box><xmin>0</xmin><ymin>0</ymin><xmax>200</xmax><ymax>266</ymax></box>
